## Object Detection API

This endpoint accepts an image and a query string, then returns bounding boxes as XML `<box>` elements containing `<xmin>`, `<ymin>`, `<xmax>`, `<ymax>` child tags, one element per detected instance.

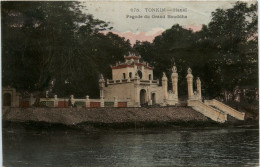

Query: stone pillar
<box><xmin>186</xmin><ymin>68</ymin><xmax>194</xmax><ymax>99</ymax></box>
<box><xmin>135</xmin><ymin>87</ymin><xmax>140</xmax><ymax>107</ymax></box>
<box><xmin>86</xmin><ymin>95</ymin><xmax>90</xmax><ymax>108</ymax></box>
<box><xmin>134</xmin><ymin>72</ymin><xmax>140</xmax><ymax>107</ymax></box>
<box><xmin>100</xmin><ymin>97</ymin><xmax>104</xmax><ymax>107</ymax></box>
<box><xmin>99</xmin><ymin>74</ymin><xmax>105</xmax><ymax>99</ymax></box>
<box><xmin>196</xmin><ymin>77</ymin><xmax>202</xmax><ymax>100</ymax></box>
<box><xmin>70</xmin><ymin>95</ymin><xmax>75</xmax><ymax>106</ymax></box>
<box><xmin>54</xmin><ymin>95</ymin><xmax>58</xmax><ymax>107</ymax></box>
<box><xmin>114</xmin><ymin>96</ymin><xmax>118</xmax><ymax>107</ymax></box>
<box><xmin>127</xmin><ymin>97</ymin><xmax>131</xmax><ymax>107</ymax></box>
<box><xmin>162</xmin><ymin>72</ymin><xmax>168</xmax><ymax>100</ymax></box>
<box><xmin>171</xmin><ymin>65</ymin><xmax>178</xmax><ymax>97</ymax></box>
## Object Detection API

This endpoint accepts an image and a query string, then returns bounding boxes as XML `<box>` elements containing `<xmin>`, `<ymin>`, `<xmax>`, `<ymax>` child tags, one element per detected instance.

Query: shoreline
<box><xmin>3</xmin><ymin>120</ymin><xmax>258</xmax><ymax>132</ymax></box>
<box><xmin>2</xmin><ymin>107</ymin><xmax>258</xmax><ymax>131</ymax></box>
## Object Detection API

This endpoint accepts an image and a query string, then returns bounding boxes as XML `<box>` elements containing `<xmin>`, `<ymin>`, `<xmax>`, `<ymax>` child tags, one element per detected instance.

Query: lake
<box><xmin>3</xmin><ymin>126</ymin><xmax>259</xmax><ymax>167</ymax></box>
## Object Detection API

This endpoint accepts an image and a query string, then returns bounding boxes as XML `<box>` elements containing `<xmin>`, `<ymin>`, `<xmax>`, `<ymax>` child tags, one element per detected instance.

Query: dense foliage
<box><xmin>134</xmin><ymin>2</ymin><xmax>258</xmax><ymax>103</ymax></box>
<box><xmin>2</xmin><ymin>2</ymin><xmax>258</xmax><ymax>105</ymax></box>
<box><xmin>2</xmin><ymin>1</ymin><xmax>131</xmax><ymax>98</ymax></box>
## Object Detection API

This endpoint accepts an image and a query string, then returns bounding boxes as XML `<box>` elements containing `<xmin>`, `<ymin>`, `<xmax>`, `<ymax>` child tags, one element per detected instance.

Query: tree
<box><xmin>133</xmin><ymin>2</ymin><xmax>258</xmax><ymax>101</ymax></box>
<box><xmin>2</xmin><ymin>1</ymin><xmax>132</xmax><ymax>98</ymax></box>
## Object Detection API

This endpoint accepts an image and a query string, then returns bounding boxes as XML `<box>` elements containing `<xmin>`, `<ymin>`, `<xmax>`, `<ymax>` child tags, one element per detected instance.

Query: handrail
<box><xmin>206</xmin><ymin>99</ymin><xmax>245</xmax><ymax>120</ymax></box>
<box><xmin>213</xmin><ymin>99</ymin><xmax>244</xmax><ymax>114</ymax></box>
<box><xmin>188</xmin><ymin>100</ymin><xmax>227</xmax><ymax>123</ymax></box>
<box><xmin>192</xmin><ymin>100</ymin><xmax>224</xmax><ymax>115</ymax></box>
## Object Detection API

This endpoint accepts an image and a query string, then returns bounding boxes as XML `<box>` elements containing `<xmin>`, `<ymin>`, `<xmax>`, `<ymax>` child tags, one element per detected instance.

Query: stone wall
<box><xmin>104</xmin><ymin>82</ymin><xmax>135</xmax><ymax>102</ymax></box>
<box><xmin>2</xmin><ymin>107</ymin><xmax>209</xmax><ymax>125</ymax></box>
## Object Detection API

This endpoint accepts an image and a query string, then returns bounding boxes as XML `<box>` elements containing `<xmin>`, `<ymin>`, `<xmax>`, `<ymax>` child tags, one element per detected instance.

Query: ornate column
<box><xmin>171</xmin><ymin>64</ymin><xmax>178</xmax><ymax>98</ymax></box>
<box><xmin>99</xmin><ymin>74</ymin><xmax>105</xmax><ymax>99</ymax></box>
<box><xmin>196</xmin><ymin>77</ymin><xmax>202</xmax><ymax>100</ymax></box>
<box><xmin>186</xmin><ymin>68</ymin><xmax>194</xmax><ymax>100</ymax></box>
<box><xmin>162</xmin><ymin>72</ymin><xmax>168</xmax><ymax>100</ymax></box>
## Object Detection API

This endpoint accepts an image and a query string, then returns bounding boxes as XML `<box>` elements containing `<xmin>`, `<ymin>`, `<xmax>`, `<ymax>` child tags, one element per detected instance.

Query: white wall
<box><xmin>104</xmin><ymin>83</ymin><xmax>135</xmax><ymax>103</ymax></box>
<box><xmin>104</xmin><ymin>82</ymin><xmax>163</xmax><ymax>106</ymax></box>
<box><xmin>112</xmin><ymin>65</ymin><xmax>153</xmax><ymax>80</ymax></box>
<box><xmin>112</xmin><ymin>67</ymin><xmax>136</xmax><ymax>80</ymax></box>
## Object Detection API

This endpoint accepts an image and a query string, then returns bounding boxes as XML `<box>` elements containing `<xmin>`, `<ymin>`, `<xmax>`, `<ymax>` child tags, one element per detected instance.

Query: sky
<box><xmin>81</xmin><ymin>0</ymin><xmax>257</xmax><ymax>45</ymax></box>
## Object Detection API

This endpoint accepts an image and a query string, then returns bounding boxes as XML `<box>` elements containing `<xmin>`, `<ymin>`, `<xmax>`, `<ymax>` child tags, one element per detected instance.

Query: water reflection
<box><xmin>3</xmin><ymin>127</ymin><xmax>259</xmax><ymax>167</ymax></box>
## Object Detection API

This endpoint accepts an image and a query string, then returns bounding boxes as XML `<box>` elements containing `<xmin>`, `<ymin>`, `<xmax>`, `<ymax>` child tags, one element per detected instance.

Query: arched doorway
<box><xmin>140</xmin><ymin>89</ymin><xmax>146</xmax><ymax>106</ymax></box>
<box><xmin>151</xmin><ymin>93</ymin><xmax>156</xmax><ymax>105</ymax></box>
<box><xmin>3</xmin><ymin>93</ymin><xmax>11</xmax><ymax>106</ymax></box>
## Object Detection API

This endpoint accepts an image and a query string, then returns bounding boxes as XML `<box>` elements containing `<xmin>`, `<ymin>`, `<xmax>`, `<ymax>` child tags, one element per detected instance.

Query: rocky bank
<box><xmin>2</xmin><ymin>107</ymin><xmax>255</xmax><ymax>129</ymax></box>
<box><xmin>2</xmin><ymin>107</ymin><xmax>210</xmax><ymax>124</ymax></box>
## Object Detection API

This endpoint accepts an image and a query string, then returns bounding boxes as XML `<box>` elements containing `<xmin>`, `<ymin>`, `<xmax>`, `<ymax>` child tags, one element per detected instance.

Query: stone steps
<box><xmin>188</xmin><ymin>100</ymin><xmax>227</xmax><ymax>123</ymax></box>
<box><xmin>204</xmin><ymin>99</ymin><xmax>245</xmax><ymax>120</ymax></box>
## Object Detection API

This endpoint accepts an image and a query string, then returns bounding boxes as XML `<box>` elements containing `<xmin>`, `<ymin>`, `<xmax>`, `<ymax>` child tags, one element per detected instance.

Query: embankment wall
<box><xmin>2</xmin><ymin>107</ymin><xmax>209</xmax><ymax>125</ymax></box>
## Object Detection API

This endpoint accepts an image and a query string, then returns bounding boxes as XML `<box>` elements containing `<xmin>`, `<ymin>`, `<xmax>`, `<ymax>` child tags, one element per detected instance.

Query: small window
<box><xmin>123</xmin><ymin>73</ymin><xmax>126</xmax><ymax>79</ymax></box>
<box><xmin>129</xmin><ymin>72</ymin><xmax>132</xmax><ymax>78</ymax></box>
<box><xmin>149</xmin><ymin>74</ymin><xmax>152</xmax><ymax>80</ymax></box>
<box><xmin>137</xmin><ymin>70</ymin><xmax>142</xmax><ymax>79</ymax></box>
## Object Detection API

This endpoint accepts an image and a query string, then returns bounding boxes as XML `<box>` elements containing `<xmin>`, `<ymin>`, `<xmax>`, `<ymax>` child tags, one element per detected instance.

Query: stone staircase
<box><xmin>188</xmin><ymin>99</ymin><xmax>245</xmax><ymax>123</ymax></box>
<box><xmin>188</xmin><ymin>100</ymin><xmax>227</xmax><ymax>123</ymax></box>
<box><xmin>204</xmin><ymin>99</ymin><xmax>245</xmax><ymax>121</ymax></box>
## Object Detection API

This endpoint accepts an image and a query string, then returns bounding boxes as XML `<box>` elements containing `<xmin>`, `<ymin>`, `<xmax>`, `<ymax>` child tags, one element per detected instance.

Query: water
<box><xmin>3</xmin><ymin>127</ymin><xmax>259</xmax><ymax>167</ymax></box>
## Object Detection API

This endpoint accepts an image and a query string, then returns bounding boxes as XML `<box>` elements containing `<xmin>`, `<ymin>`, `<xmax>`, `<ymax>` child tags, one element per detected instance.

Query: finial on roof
<box><xmin>163</xmin><ymin>72</ymin><xmax>166</xmax><ymax>77</ymax></box>
<box><xmin>172</xmin><ymin>63</ymin><xmax>177</xmax><ymax>73</ymax></box>
<box><xmin>187</xmin><ymin>67</ymin><xmax>192</xmax><ymax>74</ymax></box>
<box><xmin>99</xmin><ymin>74</ymin><xmax>105</xmax><ymax>82</ymax></box>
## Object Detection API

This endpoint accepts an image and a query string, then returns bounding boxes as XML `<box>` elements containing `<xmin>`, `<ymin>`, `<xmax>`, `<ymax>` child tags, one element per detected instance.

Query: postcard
<box><xmin>1</xmin><ymin>0</ymin><xmax>259</xmax><ymax>166</ymax></box>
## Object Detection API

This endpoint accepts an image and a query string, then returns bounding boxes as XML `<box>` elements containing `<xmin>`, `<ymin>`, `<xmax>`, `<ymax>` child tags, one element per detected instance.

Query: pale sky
<box><xmin>81</xmin><ymin>1</ymin><xmax>257</xmax><ymax>44</ymax></box>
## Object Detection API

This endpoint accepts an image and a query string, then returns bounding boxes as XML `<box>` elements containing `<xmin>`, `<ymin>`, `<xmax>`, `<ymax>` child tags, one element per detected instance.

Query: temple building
<box><xmin>97</xmin><ymin>52</ymin><xmax>245</xmax><ymax>123</ymax></box>
<box><xmin>99</xmin><ymin>53</ymin><xmax>181</xmax><ymax>107</ymax></box>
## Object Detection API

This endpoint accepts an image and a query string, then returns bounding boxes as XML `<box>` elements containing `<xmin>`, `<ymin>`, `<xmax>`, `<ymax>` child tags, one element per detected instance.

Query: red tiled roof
<box><xmin>111</xmin><ymin>64</ymin><xmax>134</xmax><ymax>69</ymax></box>
<box><xmin>134</xmin><ymin>63</ymin><xmax>145</xmax><ymax>66</ymax></box>
<box><xmin>145</xmin><ymin>66</ymin><xmax>153</xmax><ymax>70</ymax></box>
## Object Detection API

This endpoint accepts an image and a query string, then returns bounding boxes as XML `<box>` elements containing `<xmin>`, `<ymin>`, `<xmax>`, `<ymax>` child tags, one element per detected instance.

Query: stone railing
<box><xmin>204</xmin><ymin>99</ymin><xmax>245</xmax><ymax>120</ymax></box>
<box><xmin>107</xmin><ymin>79</ymin><xmax>159</xmax><ymax>85</ymax></box>
<box><xmin>140</xmin><ymin>79</ymin><xmax>159</xmax><ymax>85</ymax></box>
<box><xmin>188</xmin><ymin>100</ymin><xmax>227</xmax><ymax>123</ymax></box>
<box><xmin>38</xmin><ymin>95</ymin><xmax>129</xmax><ymax>108</ymax></box>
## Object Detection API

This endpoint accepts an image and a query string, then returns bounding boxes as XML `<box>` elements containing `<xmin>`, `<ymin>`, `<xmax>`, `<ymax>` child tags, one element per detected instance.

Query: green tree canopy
<box><xmin>134</xmin><ymin>2</ymin><xmax>258</xmax><ymax>102</ymax></box>
<box><xmin>2</xmin><ymin>1</ymin><xmax>131</xmax><ymax>97</ymax></box>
